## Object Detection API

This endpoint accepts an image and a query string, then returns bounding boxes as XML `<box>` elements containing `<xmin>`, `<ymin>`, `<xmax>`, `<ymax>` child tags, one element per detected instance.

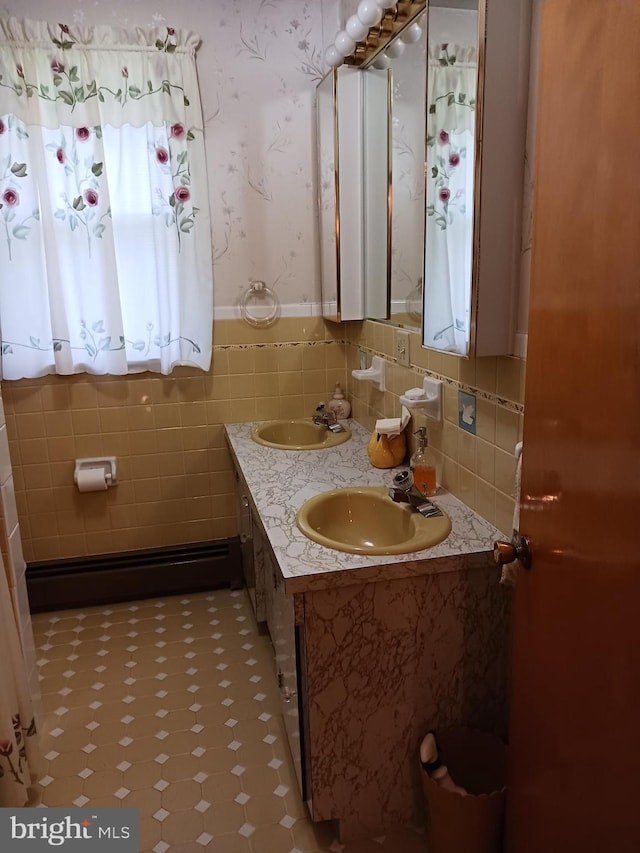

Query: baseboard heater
<box><xmin>26</xmin><ymin>538</ymin><xmax>243</xmax><ymax>613</ymax></box>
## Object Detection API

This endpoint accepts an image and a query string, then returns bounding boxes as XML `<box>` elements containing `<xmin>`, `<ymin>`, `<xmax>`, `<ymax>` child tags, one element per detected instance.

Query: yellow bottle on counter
<box><xmin>410</xmin><ymin>426</ymin><xmax>437</xmax><ymax>497</ymax></box>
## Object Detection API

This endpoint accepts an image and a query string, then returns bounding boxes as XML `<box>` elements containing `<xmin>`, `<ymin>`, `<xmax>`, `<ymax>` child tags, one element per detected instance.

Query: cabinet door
<box><xmin>233</xmin><ymin>470</ymin><xmax>256</xmax><ymax>612</ymax></box>
<box><xmin>264</xmin><ymin>551</ymin><xmax>305</xmax><ymax>799</ymax></box>
<box><xmin>250</xmin><ymin>516</ymin><xmax>268</xmax><ymax>625</ymax></box>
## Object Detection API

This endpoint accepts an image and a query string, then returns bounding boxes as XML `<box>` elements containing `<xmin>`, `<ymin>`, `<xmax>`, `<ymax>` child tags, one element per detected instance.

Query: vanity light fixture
<box><xmin>325</xmin><ymin>0</ymin><xmax>426</xmax><ymax>70</ymax></box>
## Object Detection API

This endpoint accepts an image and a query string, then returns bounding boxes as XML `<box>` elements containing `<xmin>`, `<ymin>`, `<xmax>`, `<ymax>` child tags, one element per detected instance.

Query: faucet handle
<box><xmin>392</xmin><ymin>469</ymin><xmax>413</xmax><ymax>491</ymax></box>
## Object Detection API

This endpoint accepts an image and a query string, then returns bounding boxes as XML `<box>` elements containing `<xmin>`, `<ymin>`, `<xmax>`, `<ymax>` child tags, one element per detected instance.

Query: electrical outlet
<box><xmin>359</xmin><ymin>349</ymin><xmax>368</xmax><ymax>370</ymax></box>
<box><xmin>395</xmin><ymin>330</ymin><xmax>410</xmax><ymax>367</ymax></box>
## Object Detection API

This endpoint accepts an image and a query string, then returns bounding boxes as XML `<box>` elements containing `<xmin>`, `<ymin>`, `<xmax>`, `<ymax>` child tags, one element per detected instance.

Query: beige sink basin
<box><xmin>251</xmin><ymin>419</ymin><xmax>351</xmax><ymax>451</ymax></box>
<box><xmin>296</xmin><ymin>486</ymin><xmax>451</xmax><ymax>555</ymax></box>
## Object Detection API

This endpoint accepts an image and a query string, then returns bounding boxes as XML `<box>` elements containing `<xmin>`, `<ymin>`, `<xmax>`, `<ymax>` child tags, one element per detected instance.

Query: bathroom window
<box><xmin>0</xmin><ymin>18</ymin><xmax>213</xmax><ymax>379</ymax></box>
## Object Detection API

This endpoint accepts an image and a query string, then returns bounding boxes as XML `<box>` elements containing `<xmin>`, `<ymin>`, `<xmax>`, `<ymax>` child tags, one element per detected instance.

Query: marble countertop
<box><xmin>225</xmin><ymin>420</ymin><xmax>506</xmax><ymax>593</ymax></box>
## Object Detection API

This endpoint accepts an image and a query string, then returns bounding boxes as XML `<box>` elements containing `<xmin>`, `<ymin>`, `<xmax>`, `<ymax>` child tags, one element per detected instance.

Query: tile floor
<box><xmin>30</xmin><ymin>588</ymin><xmax>427</xmax><ymax>852</ymax></box>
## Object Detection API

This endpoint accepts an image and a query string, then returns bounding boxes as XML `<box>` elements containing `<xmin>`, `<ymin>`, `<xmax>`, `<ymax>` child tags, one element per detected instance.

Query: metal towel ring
<box><xmin>239</xmin><ymin>279</ymin><xmax>279</xmax><ymax>328</ymax></box>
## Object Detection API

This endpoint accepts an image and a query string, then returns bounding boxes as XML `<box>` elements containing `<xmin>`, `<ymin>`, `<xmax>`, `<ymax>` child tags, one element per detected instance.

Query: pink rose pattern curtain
<box><xmin>0</xmin><ymin>18</ymin><xmax>213</xmax><ymax>378</ymax></box>
<box><xmin>423</xmin><ymin>43</ymin><xmax>477</xmax><ymax>355</ymax></box>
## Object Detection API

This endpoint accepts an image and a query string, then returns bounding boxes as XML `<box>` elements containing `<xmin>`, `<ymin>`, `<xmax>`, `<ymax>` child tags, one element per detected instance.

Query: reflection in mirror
<box><xmin>386</xmin><ymin>17</ymin><xmax>428</xmax><ymax>331</ymax></box>
<box><xmin>317</xmin><ymin>72</ymin><xmax>338</xmax><ymax>317</ymax></box>
<box><xmin>316</xmin><ymin>67</ymin><xmax>389</xmax><ymax>322</ymax></box>
<box><xmin>423</xmin><ymin>2</ymin><xmax>478</xmax><ymax>354</ymax></box>
<box><xmin>362</xmin><ymin>69</ymin><xmax>391</xmax><ymax>321</ymax></box>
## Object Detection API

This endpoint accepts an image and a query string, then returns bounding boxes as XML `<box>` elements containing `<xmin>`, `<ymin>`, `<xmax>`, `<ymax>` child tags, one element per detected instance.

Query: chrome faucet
<box><xmin>388</xmin><ymin>470</ymin><xmax>443</xmax><ymax>518</ymax></box>
<box><xmin>313</xmin><ymin>403</ymin><xmax>345</xmax><ymax>433</ymax></box>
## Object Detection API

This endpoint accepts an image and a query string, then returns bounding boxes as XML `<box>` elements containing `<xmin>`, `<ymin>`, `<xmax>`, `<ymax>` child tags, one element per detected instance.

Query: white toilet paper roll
<box><xmin>76</xmin><ymin>467</ymin><xmax>108</xmax><ymax>492</ymax></box>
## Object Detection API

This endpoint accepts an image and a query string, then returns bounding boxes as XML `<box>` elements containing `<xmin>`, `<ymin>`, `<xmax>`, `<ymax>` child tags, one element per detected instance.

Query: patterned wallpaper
<box><xmin>0</xmin><ymin>0</ymin><xmax>342</xmax><ymax>314</ymax></box>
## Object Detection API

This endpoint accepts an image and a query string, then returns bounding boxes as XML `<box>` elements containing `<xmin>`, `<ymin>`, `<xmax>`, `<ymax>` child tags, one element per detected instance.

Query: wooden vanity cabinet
<box><xmin>233</xmin><ymin>485</ymin><xmax>308</xmax><ymax>800</ymax></box>
<box><xmin>232</xmin><ymin>464</ymin><xmax>510</xmax><ymax>840</ymax></box>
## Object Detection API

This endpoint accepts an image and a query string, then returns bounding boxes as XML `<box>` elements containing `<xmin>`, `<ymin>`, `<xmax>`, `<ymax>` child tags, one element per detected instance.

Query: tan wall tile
<box><xmin>2</xmin><ymin>316</ymin><xmax>523</xmax><ymax>559</ymax></box>
<box><xmin>475</xmin><ymin>438</ymin><xmax>496</xmax><ymax>484</ymax></box>
<box><xmin>458</xmin><ymin>356</ymin><xmax>476</xmax><ymax>387</ymax></box>
<box><xmin>229</xmin><ymin>398</ymin><xmax>258</xmax><ymax>422</ymax></box>
<box><xmin>302</xmin><ymin>346</ymin><xmax>326</xmax><ymax>371</ymax></box>
<box><xmin>179</xmin><ymin>402</ymin><xmax>208</xmax><ymax>427</ymax></box>
<box><xmin>252</xmin><ymin>349</ymin><xmax>279</xmax><ymax>374</ymax></box>
<box><xmin>22</xmin><ymin>464</ymin><xmax>52</xmax><ymax>490</ymax></box>
<box><xmin>496</xmin><ymin>356</ymin><xmax>524</xmax><ymax>403</ymax></box>
<box><xmin>254</xmin><ymin>398</ymin><xmax>280</xmax><ymax>421</ymax></box>
<box><xmin>71</xmin><ymin>409</ymin><xmax>101</xmax><ymax>435</ymax></box>
<box><xmin>228</xmin><ymin>375</ymin><xmax>256</xmax><ymax>400</ymax></box>
<box><xmin>126</xmin><ymin>406</ymin><xmax>155</xmax><ymax>431</ymax></box>
<box><xmin>15</xmin><ymin>413</ymin><xmax>46</xmax><ymax>440</ymax></box>
<box><xmin>74</xmin><ymin>435</ymin><xmax>106</xmax><ymax>458</ymax></box>
<box><xmin>458</xmin><ymin>430</ymin><xmax>476</xmax><ymax>473</ymax></box>
<box><xmin>496</xmin><ymin>407</ymin><xmax>520</xmax><ymax>454</ymax></box>
<box><xmin>275</xmin><ymin>347</ymin><xmax>303</xmax><ymax>372</ymax></box>
<box><xmin>475</xmin><ymin>398</ymin><xmax>496</xmax><ymax>444</ymax></box>
<box><xmin>495</xmin><ymin>490</ymin><xmax>516</xmax><ymax>536</ymax></box>
<box><xmin>476</xmin><ymin>357</ymin><xmax>497</xmax><ymax>394</ymax></box>
<box><xmin>277</xmin><ymin>371</ymin><xmax>304</xmax><ymax>397</ymax></box>
<box><xmin>457</xmin><ymin>467</ymin><xmax>477</xmax><ymax>511</ymax></box>
<box><xmin>20</xmin><ymin>439</ymin><xmax>49</xmax><ymax>465</ymax></box>
<box><xmin>475</xmin><ymin>479</ymin><xmax>496</xmax><ymax>526</ymax></box>
<box><xmin>494</xmin><ymin>447</ymin><xmax>517</xmax><ymax>497</ymax></box>
<box><xmin>253</xmin><ymin>373</ymin><xmax>280</xmax><ymax>399</ymax></box>
<box><xmin>69</xmin><ymin>383</ymin><xmax>98</xmax><ymax>409</ymax></box>
<box><xmin>42</xmin><ymin>411</ymin><xmax>74</xmax><ymax>437</ymax></box>
<box><xmin>40</xmin><ymin>385</ymin><xmax>71</xmax><ymax>412</ymax></box>
<box><xmin>228</xmin><ymin>348</ymin><xmax>256</xmax><ymax>375</ymax></box>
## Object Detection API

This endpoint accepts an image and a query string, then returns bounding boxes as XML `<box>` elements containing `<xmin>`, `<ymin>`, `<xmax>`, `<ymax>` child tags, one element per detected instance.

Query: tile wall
<box><xmin>1</xmin><ymin>317</ymin><xmax>524</xmax><ymax>565</ymax></box>
<box><xmin>346</xmin><ymin>320</ymin><xmax>525</xmax><ymax>536</ymax></box>
<box><xmin>1</xmin><ymin>319</ymin><xmax>348</xmax><ymax>563</ymax></box>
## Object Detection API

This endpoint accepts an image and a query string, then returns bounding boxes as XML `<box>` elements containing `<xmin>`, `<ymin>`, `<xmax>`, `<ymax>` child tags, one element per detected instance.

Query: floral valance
<box><xmin>0</xmin><ymin>17</ymin><xmax>203</xmax><ymax>130</ymax></box>
<box><xmin>0</xmin><ymin>16</ymin><xmax>213</xmax><ymax>378</ymax></box>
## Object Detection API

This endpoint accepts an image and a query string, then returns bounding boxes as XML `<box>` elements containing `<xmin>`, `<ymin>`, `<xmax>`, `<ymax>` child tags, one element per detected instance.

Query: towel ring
<box><xmin>239</xmin><ymin>279</ymin><xmax>279</xmax><ymax>328</ymax></box>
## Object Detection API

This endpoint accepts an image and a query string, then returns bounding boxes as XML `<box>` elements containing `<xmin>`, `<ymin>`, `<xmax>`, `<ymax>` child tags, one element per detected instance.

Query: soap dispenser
<box><xmin>327</xmin><ymin>383</ymin><xmax>351</xmax><ymax>420</ymax></box>
<box><xmin>411</xmin><ymin>427</ymin><xmax>437</xmax><ymax>497</ymax></box>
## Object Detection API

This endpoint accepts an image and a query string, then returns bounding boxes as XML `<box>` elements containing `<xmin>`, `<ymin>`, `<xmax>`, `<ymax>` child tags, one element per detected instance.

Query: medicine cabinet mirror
<box><xmin>316</xmin><ymin>66</ymin><xmax>389</xmax><ymax>322</ymax></box>
<box><xmin>319</xmin><ymin>0</ymin><xmax>532</xmax><ymax>355</ymax></box>
<box><xmin>385</xmin><ymin>13</ymin><xmax>428</xmax><ymax>331</ymax></box>
<box><xmin>420</xmin><ymin>0</ymin><xmax>531</xmax><ymax>356</ymax></box>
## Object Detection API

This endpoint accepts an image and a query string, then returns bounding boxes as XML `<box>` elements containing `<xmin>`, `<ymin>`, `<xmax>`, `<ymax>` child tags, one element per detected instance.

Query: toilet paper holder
<box><xmin>74</xmin><ymin>457</ymin><xmax>117</xmax><ymax>488</ymax></box>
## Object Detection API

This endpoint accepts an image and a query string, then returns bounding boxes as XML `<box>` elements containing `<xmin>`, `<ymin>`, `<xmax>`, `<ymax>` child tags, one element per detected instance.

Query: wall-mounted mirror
<box><xmin>422</xmin><ymin>2</ymin><xmax>478</xmax><ymax>353</ymax></box>
<box><xmin>385</xmin><ymin>16</ymin><xmax>428</xmax><ymax>331</ymax></box>
<box><xmin>316</xmin><ymin>66</ymin><xmax>389</xmax><ymax>322</ymax></box>
<box><xmin>422</xmin><ymin>0</ymin><xmax>531</xmax><ymax>356</ymax></box>
<box><xmin>356</xmin><ymin>0</ymin><xmax>531</xmax><ymax>356</ymax></box>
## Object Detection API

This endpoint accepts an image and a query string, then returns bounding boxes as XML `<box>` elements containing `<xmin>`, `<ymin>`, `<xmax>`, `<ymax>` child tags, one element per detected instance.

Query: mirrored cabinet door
<box><xmin>422</xmin><ymin>0</ymin><xmax>532</xmax><ymax>357</ymax></box>
<box><xmin>316</xmin><ymin>71</ymin><xmax>340</xmax><ymax>319</ymax></box>
<box><xmin>317</xmin><ymin>67</ymin><xmax>365</xmax><ymax>322</ymax></box>
<box><xmin>387</xmin><ymin>18</ymin><xmax>428</xmax><ymax>331</ymax></box>
<box><xmin>316</xmin><ymin>66</ymin><xmax>389</xmax><ymax>322</ymax></box>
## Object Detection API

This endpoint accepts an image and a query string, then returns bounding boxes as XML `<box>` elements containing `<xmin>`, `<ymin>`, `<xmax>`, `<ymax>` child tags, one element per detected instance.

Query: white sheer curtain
<box><xmin>0</xmin><ymin>18</ymin><xmax>213</xmax><ymax>379</ymax></box>
<box><xmin>0</xmin><ymin>559</ymin><xmax>41</xmax><ymax>806</ymax></box>
<box><xmin>423</xmin><ymin>43</ymin><xmax>477</xmax><ymax>355</ymax></box>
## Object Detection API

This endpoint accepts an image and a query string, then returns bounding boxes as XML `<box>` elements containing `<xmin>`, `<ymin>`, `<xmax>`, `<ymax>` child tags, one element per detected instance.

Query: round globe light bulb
<box><xmin>345</xmin><ymin>14</ymin><xmax>369</xmax><ymax>42</ymax></box>
<box><xmin>357</xmin><ymin>0</ymin><xmax>383</xmax><ymax>27</ymax></box>
<box><xmin>372</xmin><ymin>53</ymin><xmax>392</xmax><ymax>70</ymax></box>
<box><xmin>324</xmin><ymin>45</ymin><xmax>344</xmax><ymax>67</ymax></box>
<box><xmin>334</xmin><ymin>30</ymin><xmax>357</xmax><ymax>58</ymax></box>
<box><xmin>401</xmin><ymin>22</ymin><xmax>423</xmax><ymax>44</ymax></box>
<box><xmin>385</xmin><ymin>38</ymin><xmax>406</xmax><ymax>58</ymax></box>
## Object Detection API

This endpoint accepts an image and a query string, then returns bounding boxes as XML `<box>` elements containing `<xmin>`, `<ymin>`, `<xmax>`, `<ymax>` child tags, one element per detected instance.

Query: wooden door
<box><xmin>505</xmin><ymin>2</ymin><xmax>640</xmax><ymax>851</ymax></box>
